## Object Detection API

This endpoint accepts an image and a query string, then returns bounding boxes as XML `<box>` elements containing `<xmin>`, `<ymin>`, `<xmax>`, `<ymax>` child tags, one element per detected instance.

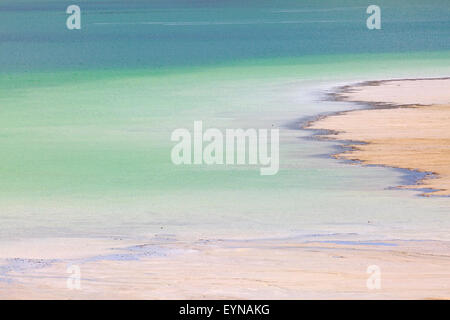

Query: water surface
<box><xmin>0</xmin><ymin>0</ymin><xmax>449</xmax><ymax>243</ymax></box>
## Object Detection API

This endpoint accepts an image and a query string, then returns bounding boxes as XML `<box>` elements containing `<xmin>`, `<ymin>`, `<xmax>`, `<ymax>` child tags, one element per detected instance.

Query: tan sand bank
<box><xmin>1</xmin><ymin>237</ymin><xmax>449</xmax><ymax>299</ymax></box>
<box><xmin>308</xmin><ymin>78</ymin><xmax>450</xmax><ymax>196</ymax></box>
<box><xmin>335</xmin><ymin>78</ymin><xmax>450</xmax><ymax>106</ymax></box>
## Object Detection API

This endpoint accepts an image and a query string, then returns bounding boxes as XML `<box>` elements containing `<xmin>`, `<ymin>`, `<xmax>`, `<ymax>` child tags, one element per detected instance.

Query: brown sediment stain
<box><xmin>306</xmin><ymin>78</ymin><xmax>450</xmax><ymax>196</ymax></box>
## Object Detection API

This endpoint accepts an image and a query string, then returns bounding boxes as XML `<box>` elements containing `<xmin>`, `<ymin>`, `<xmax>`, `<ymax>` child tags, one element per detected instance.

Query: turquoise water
<box><xmin>0</xmin><ymin>1</ymin><xmax>449</xmax><ymax>242</ymax></box>
<box><xmin>1</xmin><ymin>0</ymin><xmax>449</xmax><ymax>71</ymax></box>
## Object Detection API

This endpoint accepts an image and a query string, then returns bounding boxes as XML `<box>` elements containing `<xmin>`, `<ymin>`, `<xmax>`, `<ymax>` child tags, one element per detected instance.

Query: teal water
<box><xmin>0</xmin><ymin>1</ymin><xmax>449</xmax><ymax>242</ymax></box>
<box><xmin>1</xmin><ymin>0</ymin><xmax>449</xmax><ymax>72</ymax></box>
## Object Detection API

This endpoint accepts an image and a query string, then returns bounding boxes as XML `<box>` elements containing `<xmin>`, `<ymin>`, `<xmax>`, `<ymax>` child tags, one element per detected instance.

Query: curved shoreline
<box><xmin>304</xmin><ymin>77</ymin><xmax>450</xmax><ymax>196</ymax></box>
<box><xmin>328</xmin><ymin>77</ymin><xmax>450</xmax><ymax>108</ymax></box>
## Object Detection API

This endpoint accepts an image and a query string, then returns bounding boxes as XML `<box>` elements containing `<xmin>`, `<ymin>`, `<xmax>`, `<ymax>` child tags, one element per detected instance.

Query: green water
<box><xmin>0</xmin><ymin>1</ymin><xmax>449</xmax><ymax>241</ymax></box>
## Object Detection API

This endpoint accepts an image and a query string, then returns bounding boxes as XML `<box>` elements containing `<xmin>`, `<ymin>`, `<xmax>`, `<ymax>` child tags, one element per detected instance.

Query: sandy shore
<box><xmin>1</xmin><ymin>78</ymin><xmax>450</xmax><ymax>300</ymax></box>
<box><xmin>307</xmin><ymin>78</ymin><xmax>450</xmax><ymax>196</ymax></box>
<box><xmin>1</xmin><ymin>237</ymin><xmax>449</xmax><ymax>299</ymax></box>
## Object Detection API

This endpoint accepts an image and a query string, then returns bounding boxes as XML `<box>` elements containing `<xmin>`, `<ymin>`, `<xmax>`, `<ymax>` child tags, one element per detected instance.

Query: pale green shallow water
<box><xmin>0</xmin><ymin>0</ymin><xmax>449</xmax><ymax>243</ymax></box>
<box><xmin>1</xmin><ymin>53</ymin><xmax>450</xmax><ymax>242</ymax></box>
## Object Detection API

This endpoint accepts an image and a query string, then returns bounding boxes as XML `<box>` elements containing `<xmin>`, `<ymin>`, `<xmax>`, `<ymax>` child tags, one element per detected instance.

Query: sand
<box><xmin>1</xmin><ymin>237</ymin><xmax>449</xmax><ymax>299</ymax></box>
<box><xmin>307</xmin><ymin>78</ymin><xmax>450</xmax><ymax>196</ymax></box>
<box><xmin>1</xmin><ymin>78</ymin><xmax>450</xmax><ymax>299</ymax></box>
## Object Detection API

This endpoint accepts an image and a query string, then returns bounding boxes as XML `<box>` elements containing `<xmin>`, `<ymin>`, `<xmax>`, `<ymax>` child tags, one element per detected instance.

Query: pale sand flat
<box><xmin>308</xmin><ymin>78</ymin><xmax>450</xmax><ymax>196</ymax></box>
<box><xmin>339</xmin><ymin>78</ymin><xmax>450</xmax><ymax>106</ymax></box>
<box><xmin>1</xmin><ymin>238</ymin><xmax>449</xmax><ymax>299</ymax></box>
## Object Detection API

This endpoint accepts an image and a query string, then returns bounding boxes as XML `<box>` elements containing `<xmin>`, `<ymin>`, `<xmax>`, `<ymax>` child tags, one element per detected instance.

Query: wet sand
<box><xmin>307</xmin><ymin>78</ymin><xmax>450</xmax><ymax>196</ymax></box>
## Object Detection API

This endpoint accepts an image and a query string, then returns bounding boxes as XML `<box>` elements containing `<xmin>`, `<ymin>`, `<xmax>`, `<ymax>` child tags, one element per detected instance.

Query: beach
<box><xmin>1</xmin><ymin>236</ymin><xmax>449</xmax><ymax>299</ymax></box>
<box><xmin>1</xmin><ymin>0</ymin><xmax>450</xmax><ymax>300</ymax></box>
<box><xmin>1</xmin><ymin>75</ymin><xmax>450</xmax><ymax>299</ymax></box>
<box><xmin>307</xmin><ymin>78</ymin><xmax>450</xmax><ymax>196</ymax></box>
